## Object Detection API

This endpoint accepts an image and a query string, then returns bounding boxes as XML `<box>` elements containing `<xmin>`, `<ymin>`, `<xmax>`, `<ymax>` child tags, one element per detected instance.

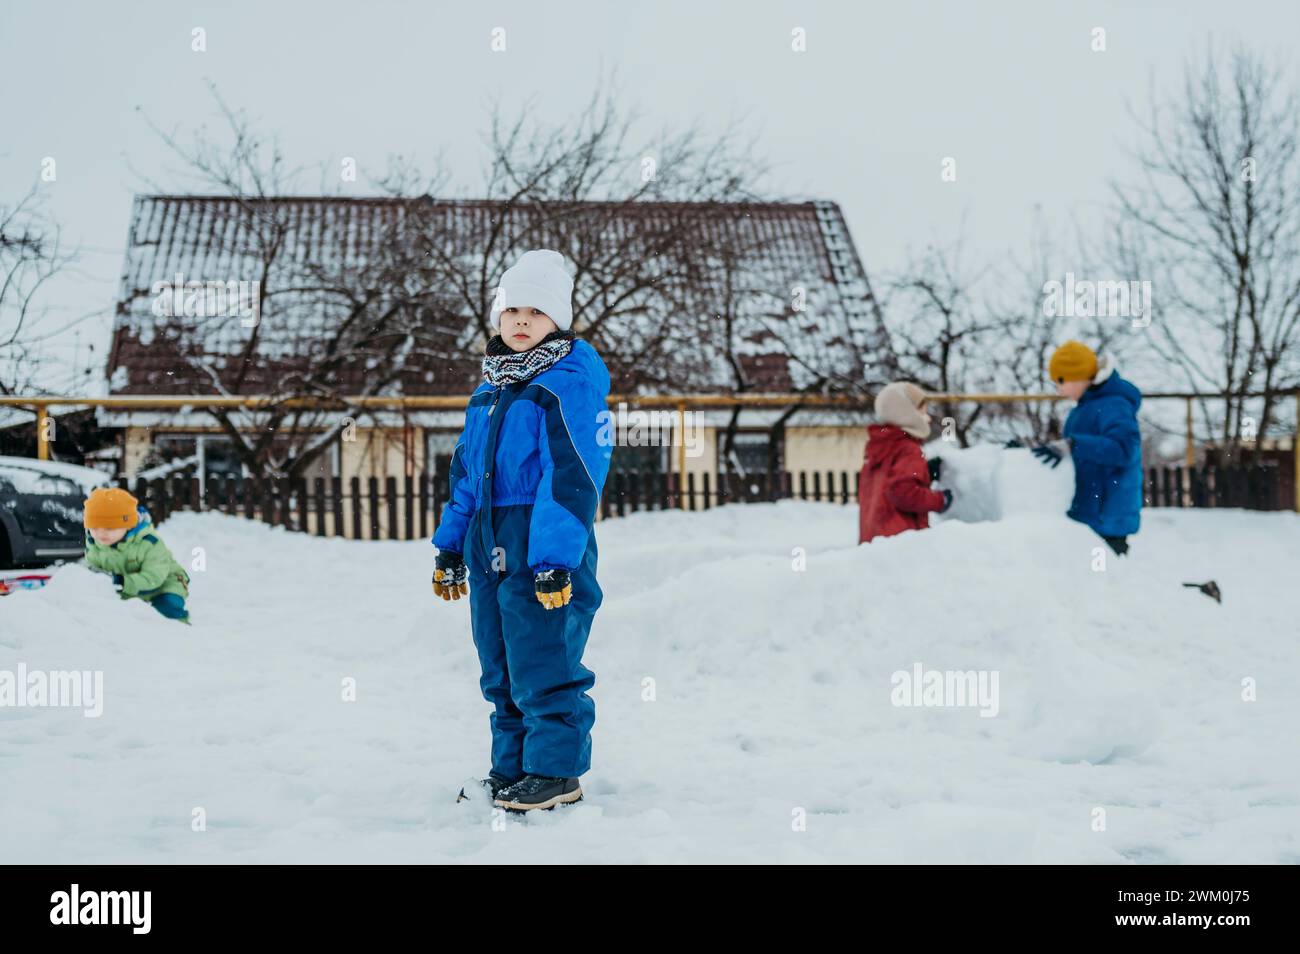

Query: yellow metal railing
<box><xmin>2</xmin><ymin>390</ymin><xmax>1297</xmax><ymax>511</ymax></box>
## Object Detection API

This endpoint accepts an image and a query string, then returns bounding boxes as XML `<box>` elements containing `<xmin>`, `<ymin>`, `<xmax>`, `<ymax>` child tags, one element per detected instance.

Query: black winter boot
<box><xmin>457</xmin><ymin>771</ymin><xmax>519</xmax><ymax>803</ymax></box>
<box><xmin>493</xmin><ymin>774</ymin><xmax>583</xmax><ymax>812</ymax></box>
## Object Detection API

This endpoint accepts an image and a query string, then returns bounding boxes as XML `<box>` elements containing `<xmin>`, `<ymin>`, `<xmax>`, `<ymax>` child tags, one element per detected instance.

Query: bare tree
<box><xmin>990</xmin><ymin>216</ymin><xmax>1133</xmax><ymax>443</ymax></box>
<box><xmin>0</xmin><ymin>186</ymin><xmax>77</xmax><ymax>395</ymax></box>
<box><xmin>124</xmin><ymin>80</ymin><xmax>894</xmax><ymax>481</ymax></box>
<box><xmin>884</xmin><ymin>213</ymin><xmax>1133</xmax><ymax>446</ymax></box>
<box><xmin>402</xmin><ymin>84</ymin><xmax>776</xmax><ymax>393</ymax></box>
<box><xmin>129</xmin><ymin>83</ymin><xmax>450</xmax><ymax>478</ymax></box>
<box><xmin>383</xmin><ymin>85</ymin><xmax>868</xmax><ymax>484</ymax></box>
<box><xmin>1112</xmin><ymin>45</ymin><xmax>1300</xmax><ymax>457</ymax></box>
<box><xmin>886</xmin><ymin>232</ymin><xmax>1000</xmax><ymax>446</ymax></box>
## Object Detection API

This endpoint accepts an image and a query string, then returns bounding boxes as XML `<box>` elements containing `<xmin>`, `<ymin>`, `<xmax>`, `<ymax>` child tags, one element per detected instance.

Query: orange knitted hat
<box><xmin>83</xmin><ymin>487</ymin><xmax>140</xmax><ymax>529</ymax></box>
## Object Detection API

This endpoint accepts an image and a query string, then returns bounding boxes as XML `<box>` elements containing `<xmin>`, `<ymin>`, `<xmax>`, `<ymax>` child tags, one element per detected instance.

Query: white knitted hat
<box><xmin>490</xmin><ymin>249</ymin><xmax>575</xmax><ymax>331</ymax></box>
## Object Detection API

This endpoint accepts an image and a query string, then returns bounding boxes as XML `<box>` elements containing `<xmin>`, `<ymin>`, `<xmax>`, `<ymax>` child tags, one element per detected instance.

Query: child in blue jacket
<box><xmin>1031</xmin><ymin>341</ymin><xmax>1143</xmax><ymax>555</ymax></box>
<box><xmin>433</xmin><ymin>249</ymin><xmax>612</xmax><ymax>813</ymax></box>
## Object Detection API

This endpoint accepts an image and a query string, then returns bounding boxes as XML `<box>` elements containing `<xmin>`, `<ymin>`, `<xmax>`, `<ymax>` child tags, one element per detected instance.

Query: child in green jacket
<box><xmin>83</xmin><ymin>487</ymin><xmax>191</xmax><ymax>622</ymax></box>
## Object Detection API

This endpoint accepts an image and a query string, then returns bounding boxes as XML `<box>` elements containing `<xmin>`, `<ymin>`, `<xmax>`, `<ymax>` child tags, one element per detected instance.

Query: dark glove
<box><xmin>939</xmin><ymin>489</ymin><xmax>954</xmax><ymax>513</ymax></box>
<box><xmin>433</xmin><ymin>550</ymin><xmax>468</xmax><ymax>601</ymax></box>
<box><xmin>1003</xmin><ymin>439</ymin><xmax>1024</xmax><ymax>449</ymax></box>
<box><xmin>1031</xmin><ymin>442</ymin><xmax>1065</xmax><ymax>468</ymax></box>
<box><xmin>927</xmin><ymin>456</ymin><xmax>942</xmax><ymax>482</ymax></box>
<box><xmin>111</xmin><ymin>573</ymin><xmax>124</xmax><ymax>588</ymax></box>
<box><xmin>534</xmin><ymin>568</ymin><xmax>572</xmax><ymax>610</ymax></box>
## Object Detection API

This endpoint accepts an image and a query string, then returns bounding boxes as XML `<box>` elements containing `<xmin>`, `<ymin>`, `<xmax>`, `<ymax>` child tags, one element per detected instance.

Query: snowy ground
<box><xmin>2</xmin><ymin>487</ymin><xmax>1299</xmax><ymax>862</ymax></box>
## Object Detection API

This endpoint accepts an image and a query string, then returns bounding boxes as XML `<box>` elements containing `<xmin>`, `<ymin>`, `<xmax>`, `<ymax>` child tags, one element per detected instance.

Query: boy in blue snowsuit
<box><xmin>433</xmin><ymin>249</ymin><xmax>612</xmax><ymax>813</ymax></box>
<box><xmin>1031</xmin><ymin>340</ymin><xmax>1143</xmax><ymax>555</ymax></box>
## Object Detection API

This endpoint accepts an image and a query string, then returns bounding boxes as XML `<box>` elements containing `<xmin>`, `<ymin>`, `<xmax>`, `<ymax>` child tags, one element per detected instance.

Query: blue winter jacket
<box><xmin>432</xmin><ymin>339</ymin><xmax>613</xmax><ymax>573</ymax></box>
<box><xmin>1063</xmin><ymin>366</ymin><xmax>1143</xmax><ymax>538</ymax></box>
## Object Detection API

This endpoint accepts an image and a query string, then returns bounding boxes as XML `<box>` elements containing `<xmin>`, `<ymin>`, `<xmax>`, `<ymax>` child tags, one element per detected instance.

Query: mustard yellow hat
<box><xmin>83</xmin><ymin>487</ymin><xmax>140</xmax><ymax>530</ymax></box>
<box><xmin>1048</xmin><ymin>341</ymin><xmax>1099</xmax><ymax>383</ymax></box>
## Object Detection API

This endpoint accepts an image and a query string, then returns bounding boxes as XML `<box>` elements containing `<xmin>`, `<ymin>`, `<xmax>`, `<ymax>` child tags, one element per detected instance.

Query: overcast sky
<box><xmin>3</xmin><ymin>0</ymin><xmax>1297</xmax><ymax>393</ymax></box>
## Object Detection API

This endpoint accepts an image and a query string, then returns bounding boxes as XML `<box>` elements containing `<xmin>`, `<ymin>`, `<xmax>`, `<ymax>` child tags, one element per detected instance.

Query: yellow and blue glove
<box><xmin>534</xmin><ymin>569</ymin><xmax>572</xmax><ymax>610</ymax></box>
<box><xmin>433</xmin><ymin>551</ymin><xmax>468</xmax><ymax>601</ymax></box>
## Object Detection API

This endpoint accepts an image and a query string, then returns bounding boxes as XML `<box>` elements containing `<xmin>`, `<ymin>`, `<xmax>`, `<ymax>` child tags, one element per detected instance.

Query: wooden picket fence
<box><xmin>598</xmin><ymin>469</ymin><xmax>857</xmax><ymax>514</ymax></box>
<box><xmin>117</xmin><ymin>461</ymin><xmax>1287</xmax><ymax>541</ymax></box>
<box><xmin>1143</xmin><ymin>463</ymin><xmax>1285</xmax><ymax>510</ymax></box>
<box><xmin>118</xmin><ymin>469</ymin><xmax>862</xmax><ymax>541</ymax></box>
<box><xmin>120</xmin><ymin>474</ymin><xmax>447</xmax><ymax>541</ymax></box>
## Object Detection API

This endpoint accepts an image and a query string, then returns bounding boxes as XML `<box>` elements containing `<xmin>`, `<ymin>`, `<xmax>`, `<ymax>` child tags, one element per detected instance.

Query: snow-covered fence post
<box><xmin>284</xmin><ymin>477</ymin><xmax>296</xmax><ymax>528</ymax></box>
<box><xmin>609</xmin><ymin>472</ymin><xmax>623</xmax><ymax>517</ymax></box>
<box><xmin>267</xmin><ymin>477</ymin><xmax>279</xmax><ymax>525</ymax></box>
<box><xmin>677</xmin><ymin>401</ymin><xmax>688</xmax><ymax>511</ymax></box>
<box><xmin>296</xmin><ymin>478</ymin><xmax>309</xmax><ymax>532</ymax></box>
<box><xmin>1191</xmin><ymin>466</ymin><xmax>1208</xmax><ymax>507</ymax></box>
<box><xmin>313</xmin><ymin>478</ymin><xmax>325</xmax><ymax>536</ymax></box>
<box><xmin>348</xmin><ymin>477</ymin><xmax>361</xmax><ymax>539</ymax></box>
<box><xmin>628</xmin><ymin>472</ymin><xmax>641</xmax><ymax>514</ymax></box>
<box><xmin>157</xmin><ymin>478</ymin><xmax>170</xmax><ymax>524</ymax></box>
<box><xmin>270</xmin><ymin>477</ymin><xmax>282</xmax><ymax>527</ymax></box>
<box><xmin>418</xmin><ymin>472</ymin><xmax>429</xmax><ymax>540</ymax></box>
<box><xmin>385</xmin><ymin>476</ymin><xmax>398</xmax><ymax>540</ymax></box>
<box><xmin>403</xmin><ymin>475</ymin><xmax>414</xmax><ymax>540</ymax></box>
<box><xmin>436</xmin><ymin>471</ymin><xmax>449</xmax><ymax>532</ymax></box>
<box><xmin>243</xmin><ymin>478</ymin><xmax>257</xmax><ymax>522</ymax></box>
<box><xmin>367</xmin><ymin>477</ymin><xmax>381</xmax><ymax>539</ymax></box>
<box><xmin>331</xmin><ymin>477</ymin><xmax>344</xmax><ymax>538</ymax></box>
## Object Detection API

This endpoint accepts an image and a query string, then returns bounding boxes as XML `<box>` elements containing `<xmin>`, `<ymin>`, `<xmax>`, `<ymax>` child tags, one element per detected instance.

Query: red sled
<box><xmin>0</xmin><ymin>574</ymin><xmax>51</xmax><ymax>596</ymax></box>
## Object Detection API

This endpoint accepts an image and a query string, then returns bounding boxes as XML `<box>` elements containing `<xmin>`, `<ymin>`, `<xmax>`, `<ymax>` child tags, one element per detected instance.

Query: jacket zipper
<box><xmin>478</xmin><ymin>386</ymin><xmax>507</xmax><ymax>572</ymax></box>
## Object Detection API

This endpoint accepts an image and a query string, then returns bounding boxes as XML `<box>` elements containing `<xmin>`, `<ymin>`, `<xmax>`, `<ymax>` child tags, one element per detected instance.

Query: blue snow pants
<box><xmin>465</xmin><ymin>503</ymin><xmax>601</xmax><ymax>780</ymax></box>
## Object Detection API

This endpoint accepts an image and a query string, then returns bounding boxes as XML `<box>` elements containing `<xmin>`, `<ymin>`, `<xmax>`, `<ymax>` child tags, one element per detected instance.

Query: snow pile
<box><xmin>927</xmin><ymin>443</ymin><xmax>1075</xmax><ymax>522</ymax></box>
<box><xmin>1</xmin><ymin>502</ymin><xmax>1298</xmax><ymax>863</ymax></box>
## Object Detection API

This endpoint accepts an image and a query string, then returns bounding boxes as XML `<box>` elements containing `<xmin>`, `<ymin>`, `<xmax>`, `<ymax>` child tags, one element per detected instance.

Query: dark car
<box><xmin>0</xmin><ymin>457</ymin><xmax>107</xmax><ymax>569</ymax></box>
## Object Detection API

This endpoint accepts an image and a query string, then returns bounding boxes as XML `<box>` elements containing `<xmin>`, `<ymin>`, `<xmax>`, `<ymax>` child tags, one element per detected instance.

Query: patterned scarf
<box><xmin>481</xmin><ymin>330</ymin><xmax>576</xmax><ymax>386</ymax></box>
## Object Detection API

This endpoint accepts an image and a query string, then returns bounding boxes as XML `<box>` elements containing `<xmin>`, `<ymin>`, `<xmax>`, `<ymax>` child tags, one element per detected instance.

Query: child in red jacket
<box><xmin>858</xmin><ymin>382</ymin><xmax>953</xmax><ymax>543</ymax></box>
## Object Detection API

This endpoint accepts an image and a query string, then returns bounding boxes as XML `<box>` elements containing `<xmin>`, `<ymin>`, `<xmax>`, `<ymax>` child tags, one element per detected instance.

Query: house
<box><xmin>103</xmin><ymin>195</ymin><xmax>886</xmax><ymax>501</ymax></box>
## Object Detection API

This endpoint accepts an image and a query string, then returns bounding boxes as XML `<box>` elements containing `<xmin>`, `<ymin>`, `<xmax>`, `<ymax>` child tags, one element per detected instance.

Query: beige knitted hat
<box><xmin>874</xmin><ymin>381</ymin><xmax>931</xmax><ymax>439</ymax></box>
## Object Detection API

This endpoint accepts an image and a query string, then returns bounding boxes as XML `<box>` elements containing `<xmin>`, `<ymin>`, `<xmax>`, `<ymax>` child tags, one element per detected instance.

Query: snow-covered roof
<box><xmin>107</xmin><ymin>195</ymin><xmax>886</xmax><ymax>400</ymax></box>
